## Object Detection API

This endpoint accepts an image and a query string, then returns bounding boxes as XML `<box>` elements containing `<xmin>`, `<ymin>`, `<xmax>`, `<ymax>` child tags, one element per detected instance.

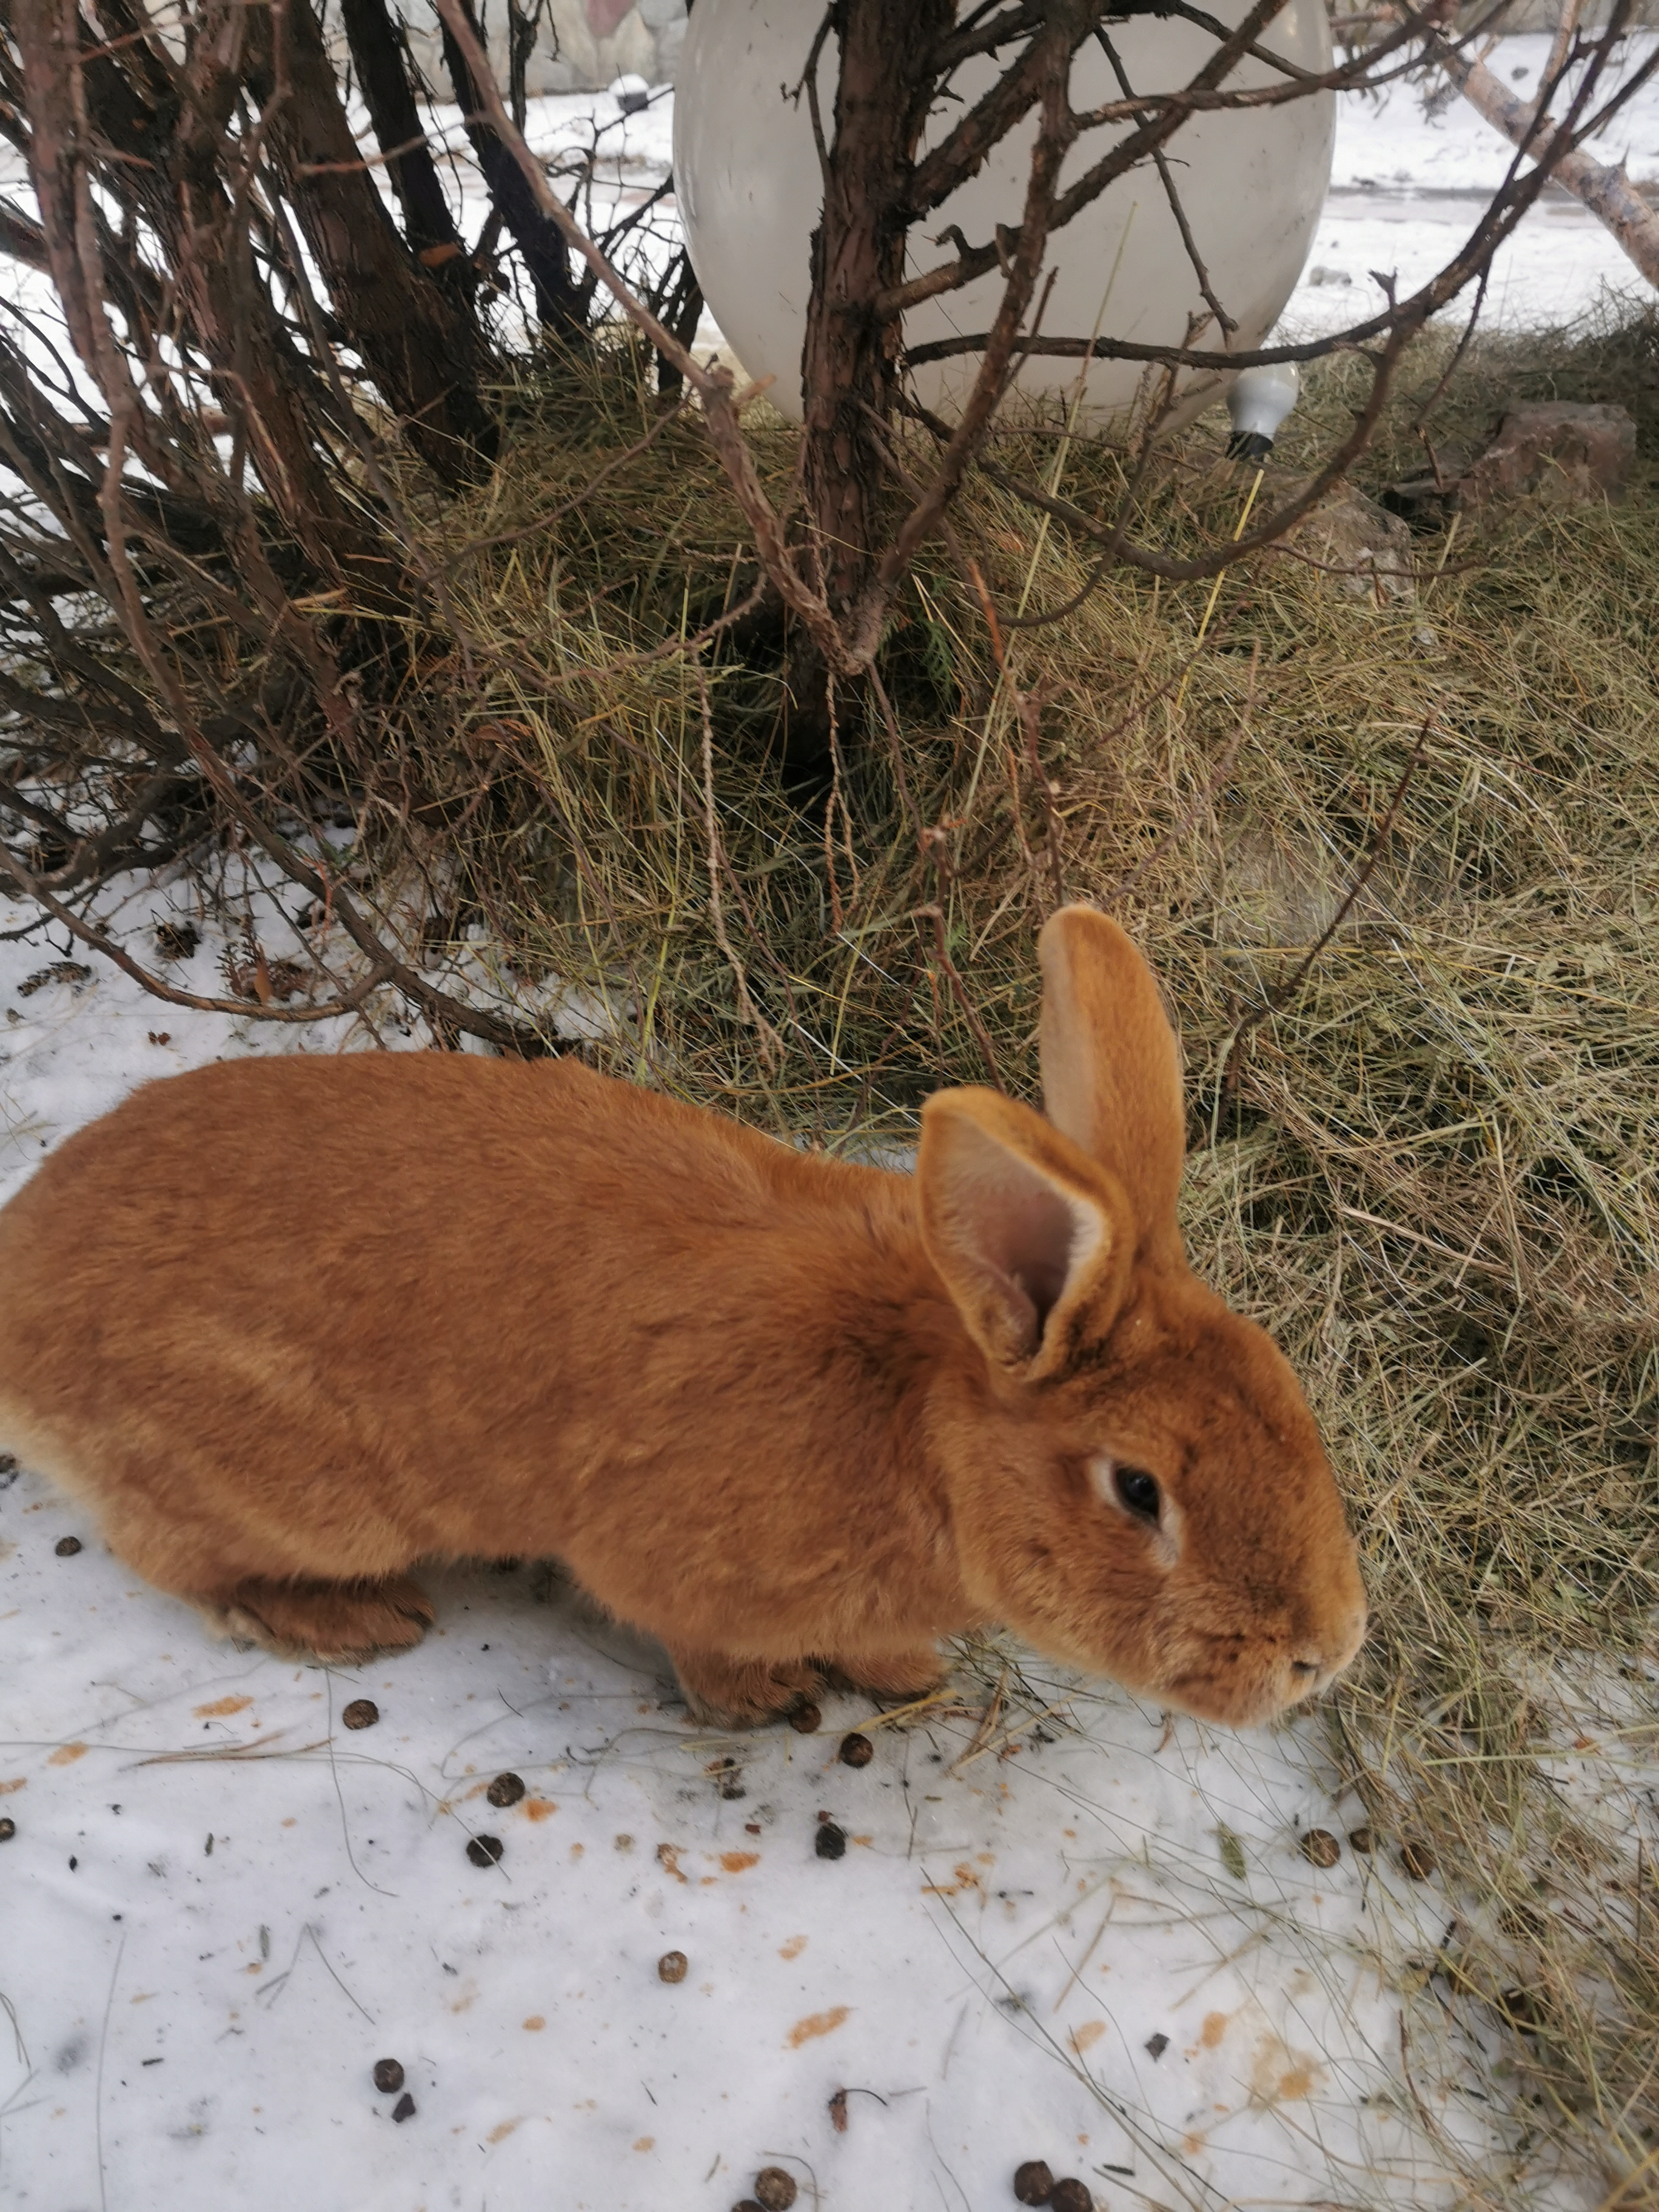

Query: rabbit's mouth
<box><xmin>1154</xmin><ymin>1601</ymin><xmax>1369</xmax><ymax>1728</ymax></box>
<box><xmin>1153</xmin><ymin>1665</ymin><xmax>1319</xmax><ymax>1729</ymax></box>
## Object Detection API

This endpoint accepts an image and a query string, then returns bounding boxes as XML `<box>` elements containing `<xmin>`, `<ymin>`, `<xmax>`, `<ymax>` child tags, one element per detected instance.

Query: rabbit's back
<box><xmin>0</xmin><ymin>1053</ymin><xmax>924</xmax><ymax>1586</ymax></box>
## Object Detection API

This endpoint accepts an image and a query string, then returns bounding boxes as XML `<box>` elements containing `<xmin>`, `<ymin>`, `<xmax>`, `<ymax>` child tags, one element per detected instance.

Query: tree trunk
<box><xmin>253</xmin><ymin>0</ymin><xmax>498</xmax><ymax>484</ymax></box>
<box><xmin>801</xmin><ymin>0</ymin><xmax>953</xmax><ymax>620</ymax></box>
<box><xmin>340</xmin><ymin>0</ymin><xmax>479</xmax><ymax>304</ymax></box>
<box><xmin>440</xmin><ymin>0</ymin><xmax>585</xmax><ymax>336</ymax></box>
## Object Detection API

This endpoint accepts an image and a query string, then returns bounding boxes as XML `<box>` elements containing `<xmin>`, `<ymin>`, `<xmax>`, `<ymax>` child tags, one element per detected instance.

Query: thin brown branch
<box><xmin>293</xmin><ymin>132</ymin><xmax>428</xmax><ymax>177</ymax></box>
<box><xmin>890</xmin><ymin>0</ymin><xmax>1296</xmax><ymax>304</ymax></box>
<box><xmin>978</xmin><ymin>307</ymin><xmax>1412</xmax><ymax>588</ymax></box>
<box><xmin>891</xmin><ymin>0</ymin><xmax>1633</xmax><ymax>329</ymax></box>
<box><xmin>933</xmin><ymin>2</ymin><xmax>1045</xmax><ymax>73</ymax></box>
<box><xmin>909</xmin><ymin>0</ymin><xmax>1106</xmax><ymax>215</ymax></box>
<box><xmin>1222</xmin><ymin>713</ymin><xmax>1435</xmax><ymax>1088</ymax></box>
<box><xmin>1097</xmin><ymin>28</ymin><xmax>1237</xmax><ymax>336</ymax></box>
<box><xmin>917</xmin><ymin>902</ymin><xmax>1004</xmax><ymax>1090</ymax></box>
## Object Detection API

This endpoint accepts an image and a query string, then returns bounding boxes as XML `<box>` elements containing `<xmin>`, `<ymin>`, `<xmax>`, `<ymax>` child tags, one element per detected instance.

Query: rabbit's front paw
<box><xmin>668</xmin><ymin>1646</ymin><xmax>822</xmax><ymax>1729</ymax></box>
<box><xmin>203</xmin><ymin>1574</ymin><xmax>434</xmax><ymax>1663</ymax></box>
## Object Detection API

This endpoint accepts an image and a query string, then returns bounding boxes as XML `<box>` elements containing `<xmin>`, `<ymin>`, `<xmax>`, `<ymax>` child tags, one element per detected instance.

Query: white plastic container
<box><xmin>674</xmin><ymin>0</ymin><xmax>1333</xmax><ymax>430</ymax></box>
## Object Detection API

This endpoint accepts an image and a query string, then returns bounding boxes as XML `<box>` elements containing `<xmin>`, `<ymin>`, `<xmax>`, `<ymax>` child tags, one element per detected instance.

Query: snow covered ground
<box><xmin>0</xmin><ymin>1459</ymin><xmax>1439</xmax><ymax>2212</ymax></box>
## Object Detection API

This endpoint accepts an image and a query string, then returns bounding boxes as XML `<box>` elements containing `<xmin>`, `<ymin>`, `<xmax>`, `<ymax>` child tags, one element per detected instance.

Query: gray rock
<box><xmin>1289</xmin><ymin>484</ymin><xmax>1415</xmax><ymax>602</ymax></box>
<box><xmin>1459</xmin><ymin>401</ymin><xmax>1637</xmax><ymax>508</ymax></box>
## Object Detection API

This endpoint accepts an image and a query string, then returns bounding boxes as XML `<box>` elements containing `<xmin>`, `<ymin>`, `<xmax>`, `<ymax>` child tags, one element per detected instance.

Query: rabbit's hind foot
<box><xmin>668</xmin><ymin>1646</ymin><xmax>822</xmax><ymax>1730</ymax></box>
<box><xmin>201</xmin><ymin>1574</ymin><xmax>435</xmax><ymax>1663</ymax></box>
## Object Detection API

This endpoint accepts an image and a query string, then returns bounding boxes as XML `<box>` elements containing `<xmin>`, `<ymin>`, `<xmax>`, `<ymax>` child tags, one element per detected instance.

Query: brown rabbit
<box><xmin>0</xmin><ymin>907</ymin><xmax>1364</xmax><ymax>1727</ymax></box>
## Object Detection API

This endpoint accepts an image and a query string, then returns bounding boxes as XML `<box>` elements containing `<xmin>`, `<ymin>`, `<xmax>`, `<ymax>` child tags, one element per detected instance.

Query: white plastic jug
<box><xmin>674</xmin><ymin>0</ymin><xmax>1333</xmax><ymax>431</ymax></box>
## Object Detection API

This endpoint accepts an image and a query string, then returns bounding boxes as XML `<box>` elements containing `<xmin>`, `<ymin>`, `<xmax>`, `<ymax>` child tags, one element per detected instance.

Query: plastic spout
<box><xmin>1226</xmin><ymin>362</ymin><xmax>1301</xmax><ymax>462</ymax></box>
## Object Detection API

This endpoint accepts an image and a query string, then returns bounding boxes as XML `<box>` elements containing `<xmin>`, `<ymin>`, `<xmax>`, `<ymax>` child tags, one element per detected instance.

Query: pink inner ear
<box><xmin>980</xmin><ymin>1170</ymin><xmax>1079</xmax><ymax>1331</ymax></box>
<box><xmin>920</xmin><ymin>1092</ymin><xmax>1124</xmax><ymax>1373</ymax></box>
<box><xmin>585</xmin><ymin>0</ymin><xmax>634</xmax><ymax>38</ymax></box>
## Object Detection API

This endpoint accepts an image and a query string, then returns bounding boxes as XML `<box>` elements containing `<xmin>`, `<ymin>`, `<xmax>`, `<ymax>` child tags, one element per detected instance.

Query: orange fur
<box><xmin>0</xmin><ymin>908</ymin><xmax>1365</xmax><ymax>1726</ymax></box>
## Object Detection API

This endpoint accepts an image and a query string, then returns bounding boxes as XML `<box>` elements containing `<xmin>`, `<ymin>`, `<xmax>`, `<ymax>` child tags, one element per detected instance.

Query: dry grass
<box><xmin>346</xmin><ymin>307</ymin><xmax>1659</xmax><ymax>2204</ymax></box>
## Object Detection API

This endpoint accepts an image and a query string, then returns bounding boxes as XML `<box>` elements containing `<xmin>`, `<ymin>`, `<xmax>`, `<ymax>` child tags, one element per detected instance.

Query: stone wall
<box><xmin>397</xmin><ymin>0</ymin><xmax>687</xmax><ymax>95</ymax></box>
<box><xmin>394</xmin><ymin>0</ymin><xmax>1653</xmax><ymax>97</ymax></box>
<box><xmin>1468</xmin><ymin>0</ymin><xmax>1659</xmax><ymax>23</ymax></box>
<box><xmin>1469</xmin><ymin>0</ymin><xmax>1659</xmax><ymax>21</ymax></box>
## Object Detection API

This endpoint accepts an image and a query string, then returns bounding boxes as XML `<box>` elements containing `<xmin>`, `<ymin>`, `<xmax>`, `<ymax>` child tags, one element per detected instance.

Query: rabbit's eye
<box><xmin>1114</xmin><ymin>1466</ymin><xmax>1161</xmax><ymax>1521</ymax></box>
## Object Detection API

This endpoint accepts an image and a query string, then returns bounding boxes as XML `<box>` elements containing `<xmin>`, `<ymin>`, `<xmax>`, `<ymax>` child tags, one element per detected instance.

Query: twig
<box><xmin>1221</xmin><ymin>711</ymin><xmax>1435</xmax><ymax>1090</ymax></box>
<box><xmin>977</xmin><ymin>300</ymin><xmax>1422</xmax><ymax>589</ymax></box>
<box><xmin>892</xmin><ymin>0</ymin><xmax>1312</xmax><ymax>314</ymax></box>
<box><xmin>0</xmin><ymin>850</ymin><xmax>389</xmax><ymax>1024</ymax></box>
<box><xmin>695</xmin><ymin>664</ymin><xmax>782</xmax><ymax>1068</ymax></box>
<box><xmin>853</xmin><ymin>1688</ymin><xmax>964</xmax><ymax>1734</ymax></box>
<box><xmin>132</xmin><ymin>1734</ymin><xmax>331</xmax><ymax>1766</ymax></box>
<box><xmin>950</xmin><ymin>1667</ymin><xmax>1007</xmax><ymax>1771</ymax></box>
<box><xmin>917</xmin><ymin>903</ymin><xmax>1003</xmax><ymax>1090</ymax></box>
<box><xmin>956</xmin><ymin>1693</ymin><xmax>1075</xmax><ymax>1771</ymax></box>
<box><xmin>1097</xmin><ymin>30</ymin><xmax>1237</xmax><ymax>335</ymax></box>
<box><xmin>94</xmin><ymin>1930</ymin><xmax>125</xmax><ymax>2212</ymax></box>
<box><xmin>1413</xmin><ymin>259</ymin><xmax>1493</xmax><ymax>434</ymax></box>
<box><xmin>997</xmin><ymin>435</ymin><xmax>1171</xmax><ymax>634</ymax></box>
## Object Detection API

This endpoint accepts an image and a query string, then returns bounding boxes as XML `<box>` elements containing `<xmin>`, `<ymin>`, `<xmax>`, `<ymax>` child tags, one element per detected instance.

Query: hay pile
<box><xmin>377</xmin><ymin>309</ymin><xmax>1659</xmax><ymax>2202</ymax></box>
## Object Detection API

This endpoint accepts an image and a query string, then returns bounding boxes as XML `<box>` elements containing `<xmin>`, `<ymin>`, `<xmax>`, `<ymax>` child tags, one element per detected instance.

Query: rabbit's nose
<box><xmin>1290</xmin><ymin>1604</ymin><xmax>1368</xmax><ymax>1691</ymax></box>
<box><xmin>1285</xmin><ymin>1652</ymin><xmax>1333</xmax><ymax>1699</ymax></box>
<box><xmin>1284</xmin><ymin>1649</ymin><xmax>1338</xmax><ymax>1702</ymax></box>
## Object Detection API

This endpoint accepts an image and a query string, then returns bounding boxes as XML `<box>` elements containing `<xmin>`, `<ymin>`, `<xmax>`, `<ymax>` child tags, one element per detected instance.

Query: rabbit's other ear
<box><xmin>918</xmin><ymin>1088</ymin><xmax>1135</xmax><ymax>1379</ymax></box>
<box><xmin>1039</xmin><ymin>904</ymin><xmax>1186</xmax><ymax>1267</ymax></box>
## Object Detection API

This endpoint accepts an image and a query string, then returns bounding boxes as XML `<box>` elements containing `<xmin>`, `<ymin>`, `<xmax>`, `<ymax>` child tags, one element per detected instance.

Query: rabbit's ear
<box><xmin>919</xmin><ymin>1088</ymin><xmax>1134</xmax><ymax>1378</ymax></box>
<box><xmin>1038</xmin><ymin>904</ymin><xmax>1186</xmax><ymax>1265</ymax></box>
